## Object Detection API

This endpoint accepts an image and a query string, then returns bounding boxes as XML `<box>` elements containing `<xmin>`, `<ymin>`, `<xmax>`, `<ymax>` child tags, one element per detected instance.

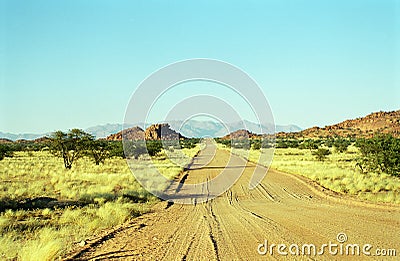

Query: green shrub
<box><xmin>0</xmin><ymin>144</ymin><xmax>13</xmax><ymax>160</ymax></box>
<box><xmin>312</xmin><ymin>148</ymin><xmax>331</xmax><ymax>161</ymax></box>
<box><xmin>333</xmin><ymin>138</ymin><xmax>351</xmax><ymax>153</ymax></box>
<box><xmin>252</xmin><ymin>139</ymin><xmax>262</xmax><ymax>150</ymax></box>
<box><xmin>299</xmin><ymin>140</ymin><xmax>319</xmax><ymax>150</ymax></box>
<box><xmin>146</xmin><ymin>140</ymin><xmax>163</xmax><ymax>156</ymax></box>
<box><xmin>109</xmin><ymin>141</ymin><xmax>125</xmax><ymax>158</ymax></box>
<box><xmin>355</xmin><ymin>134</ymin><xmax>400</xmax><ymax>176</ymax></box>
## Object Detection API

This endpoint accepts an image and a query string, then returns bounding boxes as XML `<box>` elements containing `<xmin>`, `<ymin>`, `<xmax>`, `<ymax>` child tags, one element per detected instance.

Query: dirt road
<box><xmin>69</xmin><ymin>142</ymin><xmax>400</xmax><ymax>260</ymax></box>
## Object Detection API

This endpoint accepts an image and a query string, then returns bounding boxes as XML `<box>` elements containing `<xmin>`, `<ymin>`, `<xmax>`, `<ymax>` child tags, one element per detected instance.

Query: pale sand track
<box><xmin>66</xmin><ymin>142</ymin><xmax>400</xmax><ymax>260</ymax></box>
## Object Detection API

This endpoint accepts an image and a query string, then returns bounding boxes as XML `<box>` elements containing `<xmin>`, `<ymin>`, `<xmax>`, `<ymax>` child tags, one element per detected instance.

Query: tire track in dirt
<box><xmin>66</xmin><ymin>141</ymin><xmax>400</xmax><ymax>260</ymax></box>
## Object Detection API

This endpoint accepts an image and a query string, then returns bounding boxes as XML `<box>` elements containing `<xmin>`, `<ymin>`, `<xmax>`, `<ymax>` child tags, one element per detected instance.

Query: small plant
<box><xmin>312</xmin><ymin>148</ymin><xmax>331</xmax><ymax>161</ymax></box>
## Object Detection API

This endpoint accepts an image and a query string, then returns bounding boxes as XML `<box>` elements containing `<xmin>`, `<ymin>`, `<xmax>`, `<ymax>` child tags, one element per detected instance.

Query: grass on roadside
<box><xmin>219</xmin><ymin>144</ymin><xmax>400</xmax><ymax>204</ymax></box>
<box><xmin>0</xmin><ymin>144</ymin><xmax>201</xmax><ymax>260</ymax></box>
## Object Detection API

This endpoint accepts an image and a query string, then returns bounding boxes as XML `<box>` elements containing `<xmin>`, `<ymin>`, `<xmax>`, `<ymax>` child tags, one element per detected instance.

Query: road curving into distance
<box><xmin>68</xmin><ymin>141</ymin><xmax>400</xmax><ymax>260</ymax></box>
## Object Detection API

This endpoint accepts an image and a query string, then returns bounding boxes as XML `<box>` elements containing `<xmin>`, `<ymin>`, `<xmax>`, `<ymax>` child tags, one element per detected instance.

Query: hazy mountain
<box><xmin>168</xmin><ymin>120</ymin><xmax>301</xmax><ymax>138</ymax></box>
<box><xmin>85</xmin><ymin>123</ymin><xmax>124</xmax><ymax>139</ymax></box>
<box><xmin>0</xmin><ymin>132</ymin><xmax>48</xmax><ymax>141</ymax></box>
<box><xmin>0</xmin><ymin>124</ymin><xmax>126</xmax><ymax>141</ymax></box>
<box><xmin>0</xmin><ymin>121</ymin><xmax>302</xmax><ymax>141</ymax></box>
<box><xmin>275</xmin><ymin>124</ymin><xmax>303</xmax><ymax>133</ymax></box>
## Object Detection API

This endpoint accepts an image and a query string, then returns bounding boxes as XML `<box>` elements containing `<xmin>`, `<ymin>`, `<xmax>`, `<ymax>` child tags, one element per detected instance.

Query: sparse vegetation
<box><xmin>276</xmin><ymin>139</ymin><xmax>299</xmax><ymax>149</ymax></box>
<box><xmin>0</xmin><ymin>140</ymin><xmax>201</xmax><ymax>260</ymax></box>
<box><xmin>333</xmin><ymin>137</ymin><xmax>351</xmax><ymax>153</ymax></box>
<box><xmin>298</xmin><ymin>139</ymin><xmax>319</xmax><ymax>150</ymax></box>
<box><xmin>217</xmin><ymin>137</ymin><xmax>400</xmax><ymax>204</ymax></box>
<box><xmin>180</xmin><ymin>138</ymin><xmax>201</xmax><ymax>149</ymax></box>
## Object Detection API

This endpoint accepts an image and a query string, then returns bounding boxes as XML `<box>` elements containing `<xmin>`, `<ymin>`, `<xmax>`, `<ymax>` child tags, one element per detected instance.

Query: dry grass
<box><xmin>0</xmin><ymin>144</ymin><xmax>200</xmax><ymax>260</ymax></box>
<box><xmin>220</xmin><ymin>145</ymin><xmax>400</xmax><ymax>204</ymax></box>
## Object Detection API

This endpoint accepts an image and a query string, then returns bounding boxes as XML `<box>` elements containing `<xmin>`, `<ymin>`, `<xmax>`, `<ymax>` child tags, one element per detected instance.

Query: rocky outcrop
<box><xmin>222</xmin><ymin>129</ymin><xmax>258</xmax><ymax>140</ymax></box>
<box><xmin>144</xmin><ymin>124</ymin><xmax>185</xmax><ymax>140</ymax></box>
<box><xmin>277</xmin><ymin>110</ymin><xmax>400</xmax><ymax>138</ymax></box>
<box><xmin>33</xmin><ymin>137</ymin><xmax>51</xmax><ymax>143</ymax></box>
<box><xmin>106</xmin><ymin>127</ymin><xmax>145</xmax><ymax>141</ymax></box>
<box><xmin>106</xmin><ymin>124</ymin><xmax>185</xmax><ymax>141</ymax></box>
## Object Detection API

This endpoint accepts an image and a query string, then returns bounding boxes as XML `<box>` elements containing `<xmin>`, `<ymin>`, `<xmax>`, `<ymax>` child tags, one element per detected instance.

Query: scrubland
<box><xmin>0</xmin><ymin>145</ymin><xmax>200</xmax><ymax>260</ymax></box>
<box><xmin>222</xmin><ymin>145</ymin><xmax>400</xmax><ymax>204</ymax></box>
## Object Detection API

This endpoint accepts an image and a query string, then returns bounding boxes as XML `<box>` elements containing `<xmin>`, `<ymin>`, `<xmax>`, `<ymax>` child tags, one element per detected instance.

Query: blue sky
<box><xmin>1</xmin><ymin>0</ymin><xmax>399</xmax><ymax>133</ymax></box>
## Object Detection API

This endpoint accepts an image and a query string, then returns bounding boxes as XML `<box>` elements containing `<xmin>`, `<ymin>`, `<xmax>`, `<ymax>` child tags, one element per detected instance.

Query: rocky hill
<box><xmin>106</xmin><ymin>126</ymin><xmax>145</xmax><ymax>141</ymax></box>
<box><xmin>0</xmin><ymin>138</ymin><xmax>13</xmax><ymax>144</ymax></box>
<box><xmin>222</xmin><ymin>129</ymin><xmax>259</xmax><ymax>140</ymax></box>
<box><xmin>144</xmin><ymin>124</ymin><xmax>185</xmax><ymax>140</ymax></box>
<box><xmin>106</xmin><ymin>124</ymin><xmax>185</xmax><ymax>141</ymax></box>
<box><xmin>277</xmin><ymin>110</ymin><xmax>400</xmax><ymax>138</ymax></box>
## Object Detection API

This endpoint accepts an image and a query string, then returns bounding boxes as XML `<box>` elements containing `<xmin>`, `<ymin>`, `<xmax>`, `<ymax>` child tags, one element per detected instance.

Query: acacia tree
<box><xmin>312</xmin><ymin>148</ymin><xmax>331</xmax><ymax>161</ymax></box>
<box><xmin>355</xmin><ymin>134</ymin><xmax>400</xmax><ymax>176</ymax></box>
<box><xmin>88</xmin><ymin>139</ymin><xmax>110</xmax><ymax>165</ymax></box>
<box><xmin>50</xmin><ymin>129</ymin><xmax>94</xmax><ymax>169</ymax></box>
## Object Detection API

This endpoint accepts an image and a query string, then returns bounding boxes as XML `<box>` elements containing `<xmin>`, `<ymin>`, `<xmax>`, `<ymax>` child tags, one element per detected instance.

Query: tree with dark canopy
<box><xmin>0</xmin><ymin>144</ymin><xmax>13</xmax><ymax>161</ymax></box>
<box><xmin>50</xmin><ymin>129</ymin><xmax>94</xmax><ymax>169</ymax></box>
<box><xmin>88</xmin><ymin>139</ymin><xmax>110</xmax><ymax>165</ymax></box>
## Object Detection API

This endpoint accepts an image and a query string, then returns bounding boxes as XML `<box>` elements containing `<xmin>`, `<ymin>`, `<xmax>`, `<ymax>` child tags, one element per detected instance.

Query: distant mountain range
<box><xmin>0</xmin><ymin>132</ymin><xmax>52</xmax><ymax>142</ymax></box>
<box><xmin>167</xmin><ymin>120</ymin><xmax>301</xmax><ymax>138</ymax></box>
<box><xmin>0</xmin><ymin>121</ymin><xmax>302</xmax><ymax>141</ymax></box>
<box><xmin>2</xmin><ymin>109</ymin><xmax>399</xmax><ymax>141</ymax></box>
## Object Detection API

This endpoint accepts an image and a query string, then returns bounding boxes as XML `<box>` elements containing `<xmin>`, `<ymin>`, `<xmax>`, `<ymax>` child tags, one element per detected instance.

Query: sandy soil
<box><xmin>65</xmin><ymin>142</ymin><xmax>400</xmax><ymax>260</ymax></box>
